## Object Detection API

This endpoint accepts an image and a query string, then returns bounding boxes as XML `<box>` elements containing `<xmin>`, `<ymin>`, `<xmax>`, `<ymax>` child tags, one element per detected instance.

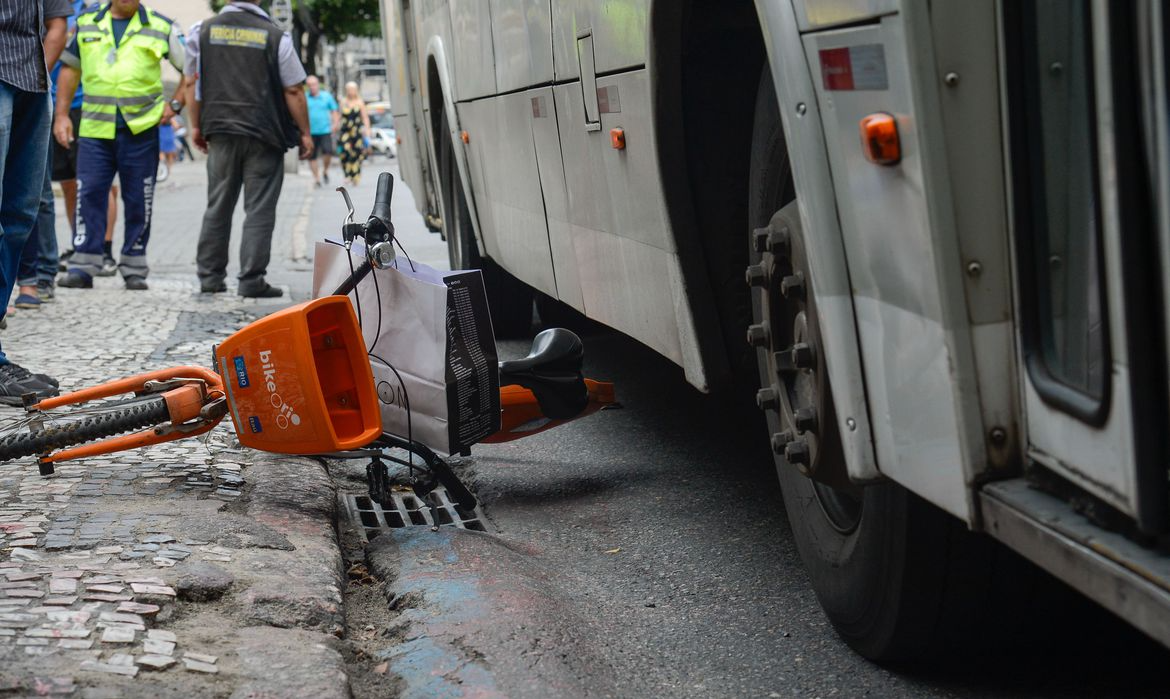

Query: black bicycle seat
<box><xmin>499</xmin><ymin>328</ymin><xmax>588</xmax><ymax>419</ymax></box>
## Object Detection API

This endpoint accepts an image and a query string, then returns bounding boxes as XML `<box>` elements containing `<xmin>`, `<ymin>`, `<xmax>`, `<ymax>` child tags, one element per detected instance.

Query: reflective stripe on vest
<box><xmin>76</xmin><ymin>7</ymin><xmax>171</xmax><ymax>139</ymax></box>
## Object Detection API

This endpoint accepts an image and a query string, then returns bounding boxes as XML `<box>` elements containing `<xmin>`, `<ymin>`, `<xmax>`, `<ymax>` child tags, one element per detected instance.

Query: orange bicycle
<box><xmin>0</xmin><ymin>174</ymin><xmax>615</xmax><ymax>514</ymax></box>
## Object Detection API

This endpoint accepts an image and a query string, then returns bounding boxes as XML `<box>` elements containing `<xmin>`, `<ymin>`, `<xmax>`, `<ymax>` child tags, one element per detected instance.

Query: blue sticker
<box><xmin>232</xmin><ymin>356</ymin><xmax>249</xmax><ymax>388</ymax></box>
<box><xmin>248</xmin><ymin>416</ymin><xmax>262</xmax><ymax>433</ymax></box>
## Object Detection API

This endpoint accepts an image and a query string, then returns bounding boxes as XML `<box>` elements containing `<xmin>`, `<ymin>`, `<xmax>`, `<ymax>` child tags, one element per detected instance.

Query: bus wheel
<box><xmin>747</xmin><ymin>65</ymin><xmax>1008</xmax><ymax>661</ymax></box>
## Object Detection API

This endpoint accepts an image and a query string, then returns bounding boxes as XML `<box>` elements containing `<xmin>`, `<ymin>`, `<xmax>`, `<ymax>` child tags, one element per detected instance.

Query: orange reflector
<box><xmin>859</xmin><ymin>113</ymin><xmax>900</xmax><ymax>165</ymax></box>
<box><xmin>610</xmin><ymin>127</ymin><xmax>625</xmax><ymax>150</ymax></box>
<box><xmin>396</xmin><ymin>136</ymin><xmax>402</xmax><ymax>145</ymax></box>
<box><xmin>461</xmin><ymin>130</ymin><xmax>470</xmax><ymax>144</ymax></box>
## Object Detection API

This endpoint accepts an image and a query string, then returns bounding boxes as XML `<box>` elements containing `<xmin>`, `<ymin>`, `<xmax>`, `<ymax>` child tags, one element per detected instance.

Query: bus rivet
<box><xmin>989</xmin><ymin>427</ymin><xmax>1007</xmax><ymax>445</ymax></box>
<box><xmin>944</xmin><ymin>72</ymin><xmax>960</xmax><ymax>87</ymax></box>
<box><xmin>796</xmin><ymin>102</ymin><xmax>807</xmax><ymax>117</ymax></box>
<box><xmin>966</xmin><ymin>261</ymin><xmax>982</xmax><ymax>277</ymax></box>
<box><xmin>846</xmin><ymin>417</ymin><xmax>857</xmax><ymax>431</ymax></box>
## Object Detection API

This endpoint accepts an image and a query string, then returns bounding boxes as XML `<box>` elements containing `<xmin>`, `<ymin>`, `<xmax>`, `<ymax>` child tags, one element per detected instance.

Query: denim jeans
<box><xmin>16</xmin><ymin>145</ymin><xmax>58</xmax><ymax>287</ymax></box>
<box><xmin>0</xmin><ymin>83</ymin><xmax>51</xmax><ymax>362</ymax></box>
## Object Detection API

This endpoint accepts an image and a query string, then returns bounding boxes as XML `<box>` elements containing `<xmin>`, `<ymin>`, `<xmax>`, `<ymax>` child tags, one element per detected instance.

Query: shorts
<box><xmin>51</xmin><ymin>107</ymin><xmax>81</xmax><ymax>181</ymax></box>
<box><xmin>310</xmin><ymin>133</ymin><xmax>333</xmax><ymax>159</ymax></box>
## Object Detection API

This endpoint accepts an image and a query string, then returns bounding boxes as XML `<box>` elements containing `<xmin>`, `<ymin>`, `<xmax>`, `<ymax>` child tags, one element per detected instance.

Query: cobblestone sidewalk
<box><xmin>0</xmin><ymin>161</ymin><xmax>352</xmax><ymax>697</ymax></box>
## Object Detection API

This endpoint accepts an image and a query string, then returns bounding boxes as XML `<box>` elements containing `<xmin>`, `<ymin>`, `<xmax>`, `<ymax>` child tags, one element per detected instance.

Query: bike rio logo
<box><xmin>258</xmin><ymin>349</ymin><xmax>302</xmax><ymax>430</ymax></box>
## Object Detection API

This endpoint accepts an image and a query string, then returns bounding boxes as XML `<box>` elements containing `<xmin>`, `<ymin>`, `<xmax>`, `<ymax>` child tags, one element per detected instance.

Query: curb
<box><xmin>367</xmin><ymin>527</ymin><xmax>615</xmax><ymax>699</ymax></box>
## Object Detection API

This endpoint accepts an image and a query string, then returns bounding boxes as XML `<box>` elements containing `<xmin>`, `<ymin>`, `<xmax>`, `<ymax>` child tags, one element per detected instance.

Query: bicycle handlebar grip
<box><xmin>370</xmin><ymin>172</ymin><xmax>394</xmax><ymax>226</ymax></box>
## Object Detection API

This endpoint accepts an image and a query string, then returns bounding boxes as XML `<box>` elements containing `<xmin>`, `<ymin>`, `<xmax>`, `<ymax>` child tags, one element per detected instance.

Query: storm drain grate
<box><xmin>343</xmin><ymin>488</ymin><xmax>487</xmax><ymax>541</ymax></box>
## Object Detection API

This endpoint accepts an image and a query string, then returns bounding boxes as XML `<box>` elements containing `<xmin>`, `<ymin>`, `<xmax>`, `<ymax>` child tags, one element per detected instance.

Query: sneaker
<box><xmin>323</xmin><ymin>172</ymin><xmax>329</xmax><ymax>184</ymax></box>
<box><xmin>124</xmin><ymin>277</ymin><xmax>148</xmax><ymax>291</ymax></box>
<box><xmin>97</xmin><ymin>255</ymin><xmax>118</xmax><ymax>277</ymax></box>
<box><xmin>35</xmin><ymin>281</ymin><xmax>54</xmax><ymax>302</ymax></box>
<box><xmin>0</xmin><ymin>363</ymin><xmax>58</xmax><ymax>406</ymax></box>
<box><xmin>201</xmin><ymin>282</ymin><xmax>228</xmax><ymax>293</ymax></box>
<box><xmin>58</xmin><ymin>271</ymin><xmax>93</xmax><ymax>289</ymax></box>
<box><xmin>58</xmin><ymin>248</ymin><xmax>74</xmax><ymax>273</ymax></box>
<box><xmin>13</xmin><ymin>293</ymin><xmax>40</xmax><ymax>310</ymax></box>
<box><xmin>239</xmin><ymin>283</ymin><xmax>283</xmax><ymax>299</ymax></box>
<box><xmin>5</xmin><ymin>362</ymin><xmax>58</xmax><ymax>389</ymax></box>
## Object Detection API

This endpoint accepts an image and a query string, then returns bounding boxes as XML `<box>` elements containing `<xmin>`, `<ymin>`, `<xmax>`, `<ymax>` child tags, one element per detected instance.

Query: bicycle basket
<box><xmin>214</xmin><ymin>296</ymin><xmax>381</xmax><ymax>454</ymax></box>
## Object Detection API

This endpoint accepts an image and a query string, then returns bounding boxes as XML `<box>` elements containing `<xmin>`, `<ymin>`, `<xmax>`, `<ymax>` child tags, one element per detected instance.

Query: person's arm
<box><xmin>53</xmin><ymin>66</ymin><xmax>80</xmax><ymax>147</ymax></box>
<box><xmin>360</xmin><ymin>104</ymin><xmax>370</xmax><ymax>137</ymax></box>
<box><xmin>159</xmin><ymin>24</ymin><xmax>185</xmax><ymax>125</ymax></box>
<box><xmin>43</xmin><ymin>17</ymin><xmax>67</xmax><ymax>67</ymax></box>
<box><xmin>285</xmin><ymin>84</ymin><xmax>313</xmax><ymax>159</ymax></box>
<box><xmin>186</xmin><ymin>75</ymin><xmax>206</xmax><ymax>153</ymax></box>
<box><xmin>183</xmin><ymin>23</ymin><xmax>205</xmax><ymax>152</ymax></box>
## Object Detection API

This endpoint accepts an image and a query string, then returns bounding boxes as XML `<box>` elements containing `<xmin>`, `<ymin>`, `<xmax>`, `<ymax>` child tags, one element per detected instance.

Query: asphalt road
<box><xmin>334</xmin><ymin>161</ymin><xmax>1169</xmax><ymax>698</ymax></box>
<box><xmin>463</xmin><ymin>321</ymin><xmax>1169</xmax><ymax>698</ymax></box>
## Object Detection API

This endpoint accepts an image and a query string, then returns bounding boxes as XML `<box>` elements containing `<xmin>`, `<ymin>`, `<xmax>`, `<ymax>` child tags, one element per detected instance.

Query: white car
<box><xmin>369</xmin><ymin>127</ymin><xmax>397</xmax><ymax>158</ymax></box>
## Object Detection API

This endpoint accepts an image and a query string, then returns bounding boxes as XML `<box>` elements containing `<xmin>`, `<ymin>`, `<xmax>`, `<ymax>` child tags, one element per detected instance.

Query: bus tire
<box><xmin>748</xmin><ymin>64</ymin><xmax>1014</xmax><ymax>661</ymax></box>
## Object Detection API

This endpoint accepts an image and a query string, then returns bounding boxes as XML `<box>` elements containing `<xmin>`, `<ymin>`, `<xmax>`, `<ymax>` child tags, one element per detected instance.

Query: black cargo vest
<box><xmin>198</xmin><ymin>9</ymin><xmax>297</xmax><ymax>151</ymax></box>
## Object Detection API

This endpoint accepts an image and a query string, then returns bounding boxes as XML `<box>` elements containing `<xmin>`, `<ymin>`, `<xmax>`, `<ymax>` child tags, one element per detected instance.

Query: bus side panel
<box><xmin>552</xmin><ymin>0</ymin><xmax>649</xmax><ymax>81</ymax></box>
<box><xmin>490</xmin><ymin>0</ymin><xmax>555</xmax><ymax>93</ymax></box>
<box><xmin>381</xmin><ymin>0</ymin><xmax>427</xmax><ymax>202</ymax></box>
<box><xmin>450</xmin><ymin>0</ymin><xmax>497</xmax><ymax>101</ymax></box>
<box><xmin>804</xmin><ymin>16</ymin><xmax>978</xmax><ymax>519</ymax></box>
<box><xmin>552</xmin><ymin>69</ymin><xmax>708</xmax><ymax>384</ymax></box>
<box><xmin>458</xmin><ymin>94</ymin><xmax>559</xmax><ymax>298</ymax></box>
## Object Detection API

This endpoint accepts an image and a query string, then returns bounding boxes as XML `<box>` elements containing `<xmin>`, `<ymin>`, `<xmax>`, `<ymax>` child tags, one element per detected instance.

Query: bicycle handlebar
<box><xmin>370</xmin><ymin>172</ymin><xmax>394</xmax><ymax>226</ymax></box>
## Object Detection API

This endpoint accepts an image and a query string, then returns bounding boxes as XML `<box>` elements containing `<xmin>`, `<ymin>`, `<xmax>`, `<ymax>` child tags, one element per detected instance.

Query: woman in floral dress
<box><xmin>338</xmin><ymin>82</ymin><xmax>371</xmax><ymax>186</ymax></box>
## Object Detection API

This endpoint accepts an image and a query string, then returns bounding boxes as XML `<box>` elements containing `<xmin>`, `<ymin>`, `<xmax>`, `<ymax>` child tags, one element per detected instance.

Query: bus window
<box><xmin>1011</xmin><ymin>0</ymin><xmax>1109</xmax><ymax>416</ymax></box>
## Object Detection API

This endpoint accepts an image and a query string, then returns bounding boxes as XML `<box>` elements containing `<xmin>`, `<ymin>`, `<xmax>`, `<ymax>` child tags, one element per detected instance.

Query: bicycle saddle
<box><xmin>498</xmin><ymin>328</ymin><xmax>588</xmax><ymax>420</ymax></box>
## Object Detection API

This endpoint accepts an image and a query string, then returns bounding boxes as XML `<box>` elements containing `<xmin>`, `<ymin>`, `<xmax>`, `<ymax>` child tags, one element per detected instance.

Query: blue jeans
<box><xmin>0</xmin><ymin>83</ymin><xmax>51</xmax><ymax>362</ymax></box>
<box><xmin>70</xmin><ymin>127</ymin><xmax>157</xmax><ymax>280</ymax></box>
<box><xmin>16</xmin><ymin>145</ymin><xmax>58</xmax><ymax>287</ymax></box>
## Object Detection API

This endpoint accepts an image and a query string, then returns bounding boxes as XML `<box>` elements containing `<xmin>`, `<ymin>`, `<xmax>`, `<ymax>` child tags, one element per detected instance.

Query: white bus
<box><xmin>380</xmin><ymin>0</ymin><xmax>1170</xmax><ymax>659</ymax></box>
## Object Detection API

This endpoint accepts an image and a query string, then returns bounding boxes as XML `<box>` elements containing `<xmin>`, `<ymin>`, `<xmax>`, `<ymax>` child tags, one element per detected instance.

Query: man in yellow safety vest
<box><xmin>52</xmin><ymin>0</ymin><xmax>185</xmax><ymax>291</ymax></box>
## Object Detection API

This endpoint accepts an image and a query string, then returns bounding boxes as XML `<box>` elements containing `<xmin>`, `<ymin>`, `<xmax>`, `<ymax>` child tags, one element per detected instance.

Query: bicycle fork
<box><xmin>30</xmin><ymin>366</ymin><xmax>228</xmax><ymax>475</ymax></box>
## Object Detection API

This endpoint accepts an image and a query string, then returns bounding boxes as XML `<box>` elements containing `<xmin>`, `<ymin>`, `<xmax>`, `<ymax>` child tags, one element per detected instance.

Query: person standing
<box><xmin>186</xmin><ymin>0</ymin><xmax>312</xmax><ymax>298</ymax></box>
<box><xmin>157</xmin><ymin>119</ymin><xmax>176</xmax><ymax>181</ymax></box>
<box><xmin>13</xmin><ymin>0</ymin><xmax>77</xmax><ymax>310</ymax></box>
<box><xmin>337</xmin><ymin>81</ymin><xmax>368</xmax><ymax>186</ymax></box>
<box><xmin>305</xmin><ymin>75</ymin><xmax>337</xmax><ymax>188</ymax></box>
<box><xmin>53</xmin><ymin>0</ymin><xmax>185</xmax><ymax>291</ymax></box>
<box><xmin>0</xmin><ymin>0</ymin><xmax>66</xmax><ymax>401</ymax></box>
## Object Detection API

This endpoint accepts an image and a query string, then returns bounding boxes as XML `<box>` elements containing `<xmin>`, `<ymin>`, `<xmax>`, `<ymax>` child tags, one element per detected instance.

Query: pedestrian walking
<box><xmin>0</xmin><ymin>0</ymin><xmax>67</xmax><ymax>401</ymax></box>
<box><xmin>337</xmin><ymin>81</ymin><xmax>369</xmax><ymax>186</ymax></box>
<box><xmin>53</xmin><ymin>0</ymin><xmax>186</xmax><ymax>292</ymax></box>
<box><xmin>305</xmin><ymin>75</ymin><xmax>338</xmax><ymax>188</ymax></box>
<box><xmin>186</xmin><ymin>0</ymin><xmax>312</xmax><ymax>299</ymax></box>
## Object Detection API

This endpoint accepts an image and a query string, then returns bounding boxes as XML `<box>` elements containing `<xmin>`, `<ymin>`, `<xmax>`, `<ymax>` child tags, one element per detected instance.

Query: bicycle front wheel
<box><xmin>0</xmin><ymin>395</ymin><xmax>171</xmax><ymax>463</ymax></box>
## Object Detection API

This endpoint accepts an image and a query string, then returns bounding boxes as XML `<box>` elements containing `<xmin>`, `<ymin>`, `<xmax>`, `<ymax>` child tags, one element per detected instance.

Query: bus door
<box><xmin>1006</xmin><ymin>0</ymin><xmax>1169</xmax><ymax>533</ymax></box>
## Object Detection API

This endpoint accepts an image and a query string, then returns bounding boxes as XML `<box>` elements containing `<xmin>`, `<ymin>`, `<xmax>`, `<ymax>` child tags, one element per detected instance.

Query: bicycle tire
<box><xmin>0</xmin><ymin>395</ymin><xmax>170</xmax><ymax>463</ymax></box>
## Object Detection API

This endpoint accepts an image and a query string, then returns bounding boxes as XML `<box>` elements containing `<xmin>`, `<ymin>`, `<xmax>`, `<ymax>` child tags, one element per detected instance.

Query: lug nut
<box><xmin>793</xmin><ymin>407</ymin><xmax>817</xmax><ymax>433</ymax></box>
<box><xmin>770</xmin><ymin>431</ymin><xmax>794</xmax><ymax>454</ymax></box>
<box><xmin>780</xmin><ymin>272</ymin><xmax>804</xmax><ymax>299</ymax></box>
<box><xmin>774</xmin><ymin>342</ymin><xmax>814</xmax><ymax>372</ymax></box>
<box><xmin>785</xmin><ymin>439</ymin><xmax>810</xmax><ymax>466</ymax></box>
<box><xmin>746</xmin><ymin>322</ymin><xmax>770</xmax><ymax>347</ymax></box>
<box><xmin>745</xmin><ymin>263</ymin><xmax>768</xmax><ymax>288</ymax></box>
<box><xmin>756</xmin><ymin>387</ymin><xmax>779</xmax><ymax>411</ymax></box>
<box><xmin>752</xmin><ymin>227</ymin><xmax>772</xmax><ymax>253</ymax></box>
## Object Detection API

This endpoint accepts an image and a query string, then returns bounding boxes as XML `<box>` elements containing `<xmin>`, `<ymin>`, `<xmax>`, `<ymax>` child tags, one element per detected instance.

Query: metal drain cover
<box><xmin>344</xmin><ymin>487</ymin><xmax>486</xmax><ymax>540</ymax></box>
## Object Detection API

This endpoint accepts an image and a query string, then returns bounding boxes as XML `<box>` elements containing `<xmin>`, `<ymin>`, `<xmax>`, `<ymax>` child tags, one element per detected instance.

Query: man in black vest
<box><xmin>184</xmin><ymin>0</ymin><xmax>312</xmax><ymax>298</ymax></box>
